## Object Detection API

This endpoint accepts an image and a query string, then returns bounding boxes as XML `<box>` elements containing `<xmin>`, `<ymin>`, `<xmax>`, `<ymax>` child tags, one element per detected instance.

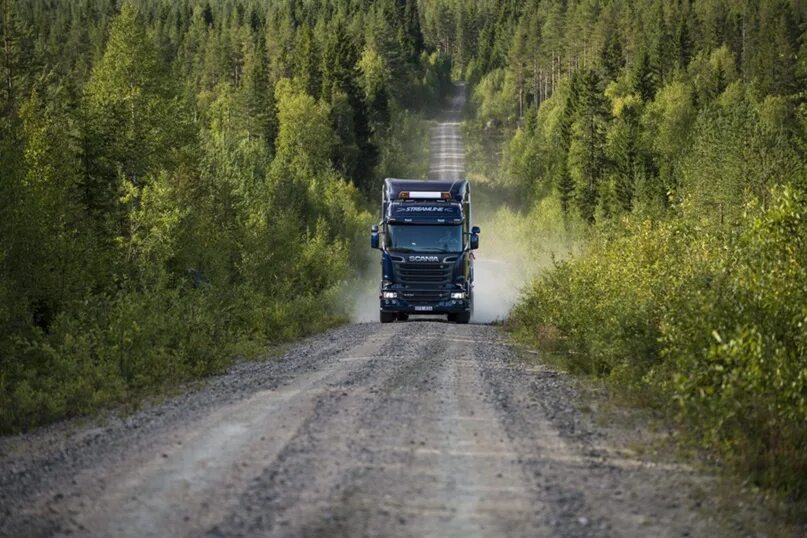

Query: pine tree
<box><xmin>750</xmin><ymin>0</ymin><xmax>799</xmax><ymax>95</ymax></box>
<box><xmin>329</xmin><ymin>88</ymin><xmax>359</xmax><ymax>179</ymax></box>
<box><xmin>402</xmin><ymin>0</ymin><xmax>424</xmax><ymax>63</ymax></box>
<box><xmin>605</xmin><ymin>85</ymin><xmax>643</xmax><ymax>212</ymax></box>
<box><xmin>600</xmin><ymin>29</ymin><xmax>624</xmax><ymax>84</ymax></box>
<box><xmin>509</xmin><ymin>16</ymin><xmax>529</xmax><ymax>118</ymax></box>
<box><xmin>0</xmin><ymin>0</ymin><xmax>31</xmax><ymax>114</ymax></box>
<box><xmin>239</xmin><ymin>34</ymin><xmax>276</xmax><ymax>148</ymax></box>
<box><xmin>647</xmin><ymin>1</ymin><xmax>670</xmax><ymax>87</ymax></box>
<box><xmin>567</xmin><ymin>70</ymin><xmax>608</xmax><ymax>223</ymax></box>
<box><xmin>673</xmin><ymin>8</ymin><xmax>693</xmax><ymax>71</ymax></box>
<box><xmin>632</xmin><ymin>50</ymin><xmax>656</xmax><ymax>102</ymax></box>
<box><xmin>320</xmin><ymin>22</ymin><xmax>376</xmax><ymax>191</ymax></box>
<box><xmin>555</xmin><ymin>82</ymin><xmax>577</xmax><ymax>216</ymax></box>
<box><xmin>294</xmin><ymin>23</ymin><xmax>320</xmax><ymax>99</ymax></box>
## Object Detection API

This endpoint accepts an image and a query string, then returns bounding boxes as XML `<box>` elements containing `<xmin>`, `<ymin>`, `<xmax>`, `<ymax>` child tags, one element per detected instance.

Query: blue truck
<box><xmin>370</xmin><ymin>178</ymin><xmax>480</xmax><ymax>324</ymax></box>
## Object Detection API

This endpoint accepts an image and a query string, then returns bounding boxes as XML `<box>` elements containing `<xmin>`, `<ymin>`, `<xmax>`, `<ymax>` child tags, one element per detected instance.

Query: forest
<box><xmin>1</xmin><ymin>0</ymin><xmax>806</xmax><ymax>503</ymax></box>
<box><xmin>419</xmin><ymin>0</ymin><xmax>806</xmax><ymax>500</ymax></box>
<box><xmin>0</xmin><ymin>0</ymin><xmax>449</xmax><ymax>432</ymax></box>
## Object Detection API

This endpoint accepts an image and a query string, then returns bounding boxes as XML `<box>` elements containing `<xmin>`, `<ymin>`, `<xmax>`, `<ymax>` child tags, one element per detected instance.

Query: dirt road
<box><xmin>0</xmin><ymin>85</ymin><xmax>764</xmax><ymax>538</ymax></box>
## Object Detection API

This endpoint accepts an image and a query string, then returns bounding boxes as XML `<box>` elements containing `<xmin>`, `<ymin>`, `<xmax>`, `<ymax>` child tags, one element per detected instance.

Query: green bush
<box><xmin>0</xmin><ymin>278</ymin><xmax>353</xmax><ymax>433</ymax></box>
<box><xmin>510</xmin><ymin>186</ymin><xmax>807</xmax><ymax>499</ymax></box>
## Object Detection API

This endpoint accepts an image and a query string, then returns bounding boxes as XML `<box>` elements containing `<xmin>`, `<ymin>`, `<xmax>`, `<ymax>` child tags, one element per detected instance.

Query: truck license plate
<box><xmin>414</xmin><ymin>306</ymin><xmax>433</xmax><ymax>312</ymax></box>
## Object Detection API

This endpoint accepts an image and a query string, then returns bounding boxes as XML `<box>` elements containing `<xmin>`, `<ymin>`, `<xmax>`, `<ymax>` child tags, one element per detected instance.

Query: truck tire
<box><xmin>380</xmin><ymin>311</ymin><xmax>396</xmax><ymax>323</ymax></box>
<box><xmin>446</xmin><ymin>313</ymin><xmax>457</xmax><ymax>322</ymax></box>
<box><xmin>455</xmin><ymin>311</ymin><xmax>471</xmax><ymax>324</ymax></box>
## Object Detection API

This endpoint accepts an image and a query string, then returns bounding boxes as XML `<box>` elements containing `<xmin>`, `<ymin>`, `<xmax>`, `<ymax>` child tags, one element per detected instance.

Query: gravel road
<box><xmin>0</xmin><ymin>84</ymin><xmax>776</xmax><ymax>538</ymax></box>
<box><xmin>1</xmin><ymin>322</ymin><xmax>735</xmax><ymax>537</ymax></box>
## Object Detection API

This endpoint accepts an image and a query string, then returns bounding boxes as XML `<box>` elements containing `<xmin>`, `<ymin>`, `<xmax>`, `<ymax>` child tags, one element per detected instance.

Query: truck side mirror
<box><xmin>370</xmin><ymin>224</ymin><xmax>380</xmax><ymax>249</ymax></box>
<box><xmin>469</xmin><ymin>225</ymin><xmax>480</xmax><ymax>250</ymax></box>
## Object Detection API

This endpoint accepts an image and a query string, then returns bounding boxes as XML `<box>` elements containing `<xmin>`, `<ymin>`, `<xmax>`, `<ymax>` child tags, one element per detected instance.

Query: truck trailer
<box><xmin>370</xmin><ymin>178</ymin><xmax>480</xmax><ymax>324</ymax></box>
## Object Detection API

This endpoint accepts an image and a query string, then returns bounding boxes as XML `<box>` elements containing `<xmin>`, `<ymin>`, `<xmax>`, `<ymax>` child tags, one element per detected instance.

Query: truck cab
<box><xmin>370</xmin><ymin>178</ymin><xmax>480</xmax><ymax>324</ymax></box>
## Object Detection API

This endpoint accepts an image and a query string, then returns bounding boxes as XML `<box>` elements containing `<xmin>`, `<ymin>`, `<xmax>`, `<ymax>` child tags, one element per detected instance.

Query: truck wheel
<box><xmin>455</xmin><ymin>311</ymin><xmax>471</xmax><ymax>324</ymax></box>
<box><xmin>380</xmin><ymin>311</ymin><xmax>396</xmax><ymax>323</ymax></box>
<box><xmin>446</xmin><ymin>313</ymin><xmax>457</xmax><ymax>322</ymax></box>
<box><xmin>397</xmin><ymin>313</ymin><xmax>409</xmax><ymax>321</ymax></box>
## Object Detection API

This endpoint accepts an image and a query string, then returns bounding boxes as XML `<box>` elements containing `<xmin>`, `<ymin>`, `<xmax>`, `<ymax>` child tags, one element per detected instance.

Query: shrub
<box><xmin>510</xmin><ymin>185</ymin><xmax>807</xmax><ymax>499</ymax></box>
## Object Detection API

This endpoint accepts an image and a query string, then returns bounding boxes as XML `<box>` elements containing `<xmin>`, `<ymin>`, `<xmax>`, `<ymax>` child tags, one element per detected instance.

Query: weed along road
<box><xmin>0</xmin><ymin>86</ymin><xmax>759</xmax><ymax>538</ymax></box>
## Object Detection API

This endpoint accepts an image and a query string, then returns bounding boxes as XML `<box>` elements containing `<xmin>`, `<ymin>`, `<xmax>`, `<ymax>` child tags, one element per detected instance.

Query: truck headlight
<box><xmin>382</xmin><ymin>291</ymin><xmax>398</xmax><ymax>299</ymax></box>
<box><xmin>451</xmin><ymin>292</ymin><xmax>467</xmax><ymax>300</ymax></box>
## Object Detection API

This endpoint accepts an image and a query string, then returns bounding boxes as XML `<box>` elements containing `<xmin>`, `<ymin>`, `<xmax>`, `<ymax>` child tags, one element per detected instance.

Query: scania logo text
<box><xmin>409</xmin><ymin>255</ymin><xmax>439</xmax><ymax>262</ymax></box>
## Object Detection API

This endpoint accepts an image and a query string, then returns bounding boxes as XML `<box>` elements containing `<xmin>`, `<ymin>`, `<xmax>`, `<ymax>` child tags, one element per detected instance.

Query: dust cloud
<box><xmin>349</xmin><ymin>276</ymin><xmax>379</xmax><ymax>323</ymax></box>
<box><xmin>470</xmin><ymin>212</ymin><xmax>534</xmax><ymax>325</ymax></box>
<box><xmin>470</xmin><ymin>194</ymin><xmax>578</xmax><ymax>325</ymax></box>
<box><xmin>472</xmin><ymin>255</ymin><xmax>528</xmax><ymax>324</ymax></box>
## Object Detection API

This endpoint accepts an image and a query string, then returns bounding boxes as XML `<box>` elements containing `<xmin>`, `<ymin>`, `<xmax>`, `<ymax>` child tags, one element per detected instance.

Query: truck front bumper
<box><xmin>379</xmin><ymin>297</ymin><xmax>470</xmax><ymax>315</ymax></box>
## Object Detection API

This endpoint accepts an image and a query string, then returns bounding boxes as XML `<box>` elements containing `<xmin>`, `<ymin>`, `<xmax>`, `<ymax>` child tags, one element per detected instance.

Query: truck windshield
<box><xmin>386</xmin><ymin>224</ymin><xmax>463</xmax><ymax>253</ymax></box>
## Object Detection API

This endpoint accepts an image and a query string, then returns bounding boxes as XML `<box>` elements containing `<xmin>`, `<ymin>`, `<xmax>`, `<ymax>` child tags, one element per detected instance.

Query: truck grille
<box><xmin>393</xmin><ymin>261</ymin><xmax>453</xmax><ymax>303</ymax></box>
